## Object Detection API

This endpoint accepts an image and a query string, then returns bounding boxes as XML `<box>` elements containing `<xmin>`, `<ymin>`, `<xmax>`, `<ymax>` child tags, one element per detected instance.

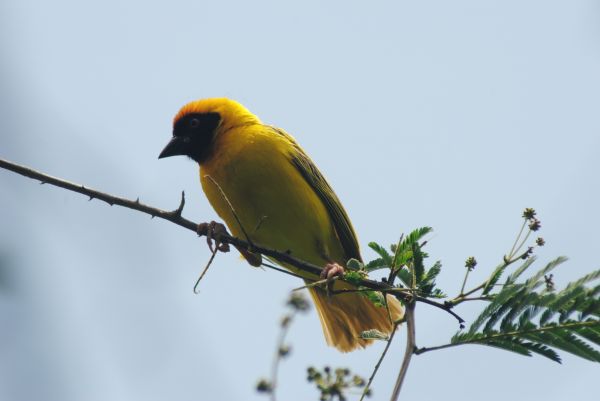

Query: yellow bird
<box><xmin>159</xmin><ymin>98</ymin><xmax>402</xmax><ymax>352</ymax></box>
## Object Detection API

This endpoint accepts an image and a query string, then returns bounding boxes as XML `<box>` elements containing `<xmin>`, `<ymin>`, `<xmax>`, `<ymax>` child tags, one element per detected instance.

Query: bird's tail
<box><xmin>308</xmin><ymin>283</ymin><xmax>404</xmax><ymax>352</ymax></box>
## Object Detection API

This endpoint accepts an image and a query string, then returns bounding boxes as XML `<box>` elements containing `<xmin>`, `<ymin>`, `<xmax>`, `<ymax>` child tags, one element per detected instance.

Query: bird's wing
<box><xmin>270</xmin><ymin>127</ymin><xmax>362</xmax><ymax>262</ymax></box>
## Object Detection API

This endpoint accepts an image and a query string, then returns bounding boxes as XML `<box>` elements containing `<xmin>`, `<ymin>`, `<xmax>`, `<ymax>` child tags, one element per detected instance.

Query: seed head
<box><xmin>256</xmin><ymin>379</ymin><xmax>273</xmax><ymax>393</ymax></box>
<box><xmin>465</xmin><ymin>256</ymin><xmax>477</xmax><ymax>271</ymax></box>
<box><xmin>287</xmin><ymin>292</ymin><xmax>310</xmax><ymax>312</ymax></box>
<box><xmin>523</xmin><ymin>208</ymin><xmax>536</xmax><ymax>220</ymax></box>
<box><xmin>528</xmin><ymin>218</ymin><xmax>541</xmax><ymax>232</ymax></box>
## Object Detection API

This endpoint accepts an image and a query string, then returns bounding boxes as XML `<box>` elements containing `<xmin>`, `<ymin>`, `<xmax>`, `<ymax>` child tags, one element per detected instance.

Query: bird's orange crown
<box><xmin>173</xmin><ymin>98</ymin><xmax>261</xmax><ymax>132</ymax></box>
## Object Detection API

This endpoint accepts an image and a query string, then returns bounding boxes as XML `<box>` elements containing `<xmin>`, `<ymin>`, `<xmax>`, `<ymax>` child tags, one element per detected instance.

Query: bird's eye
<box><xmin>190</xmin><ymin>118</ymin><xmax>200</xmax><ymax>128</ymax></box>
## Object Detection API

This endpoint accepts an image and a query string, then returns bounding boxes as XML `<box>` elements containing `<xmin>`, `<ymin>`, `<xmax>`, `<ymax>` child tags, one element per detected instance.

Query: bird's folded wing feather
<box><xmin>269</xmin><ymin>126</ymin><xmax>362</xmax><ymax>263</ymax></box>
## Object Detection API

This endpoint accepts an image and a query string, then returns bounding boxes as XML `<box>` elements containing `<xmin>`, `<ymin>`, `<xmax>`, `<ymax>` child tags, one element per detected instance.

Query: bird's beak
<box><xmin>158</xmin><ymin>136</ymin><xmax>188</xmax><ymax>159</ymax></box>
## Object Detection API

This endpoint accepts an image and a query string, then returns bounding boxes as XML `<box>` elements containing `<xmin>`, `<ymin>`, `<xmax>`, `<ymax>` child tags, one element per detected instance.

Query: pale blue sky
<box><xmin>1</xmin><ymin>1</ymin><xmax>599</xmax><ymax>400</ymax></box>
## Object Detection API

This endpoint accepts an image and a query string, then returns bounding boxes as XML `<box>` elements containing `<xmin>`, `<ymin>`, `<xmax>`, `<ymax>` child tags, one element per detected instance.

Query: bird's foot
<box><xmin>321</xmin><ymin>262</ymin><xmax>345</xmax><ymax>280</ymax></box>
<box><xmin>320</xmin><ymin>263</ymin><xmax>345</xmax><ymax>295</ymax></box>
<box><xmin>197</xmin><ymin>221</ymin><xmax>230</xmax><ymax>253</ymax></box>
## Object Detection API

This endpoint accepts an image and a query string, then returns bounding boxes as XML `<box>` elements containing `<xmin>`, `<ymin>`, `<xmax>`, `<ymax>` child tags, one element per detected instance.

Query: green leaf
<box><xmin>344</xmin><ymin>271</ymin><xmax>367</xmax><ymax>285</ymax></box>
<box><xmin>425</xmin><ymin>261</ymin><xmax>442</xmax><ymax>282</ymax></box>
<box><xmin>418</xmin><ymin>261</ymin><xmax>445</xmax><ymax>297</ymax></box>
<box><xmin>359</xmin><ymin>329</ymin><xmax>389</xmax><ymax>341</ymax></box>
<box><xmin>483</xmin><ymin>337</ymin><xmax>533</xmax><ymax>358</ymax></box>
<box><xmin>364</xmin><ymin>257</ymin><xmax>388</xmax><ymax>272</ymax></box>
<box><xmin>450</xmin><ymin>257</ymin><xmax>600</xmax><ymax>365</ymax></box>
<box><xmin>521</xmin><ymin>341</ymin><xmax>562</xmax><ymax>363</ymax></box>
<box><xmin>346</xmin><ymin>258</ymin><xmax>363</xmax><ymax>271</ymax></box>
<box><xmin>563</xmin><ymin>269</ymin><xmax>600</xmax><ymax>290</ymax></box>
<box><xmin>368</xmin><ymin>242</ymin><xmax>392</xmax><ymax>266</ymax></box>
<box><xmin>523</xmin><ymin>257</ymin><xmax>568</xmax><ymax>291</ymax></box>
<box><xmin>391</xmin><ymin>227</ymin><xmax>432</xmax><ymax>268</ymax></box>
<box><xmin>504</xmin><ymin>257</ymin><xmax>538</xmax><ymax>286</ymax></box>
<box><xmin>362</xmin><ymin>290</ymin><xmax>385</xmax><ymax>308</ymax></box>
<box><xmin>522</xmin><ymin>326</ymin><xmax>600</xmax><ymax>362</ymax></box>
<box><xmin>484</xmin><ymin>258</ymin><xmax>536</xmax><ymax>295</ymax></box>
<box><xmin>576</xmin><ymin>325</ymin><xmax>600</xmax><ymax>346</ymax></box>
<box><xmin>411</xmin><ymin>241</ymin><xmax>425</xmax><ymax>287</ymax></box>
<box><xmin>468</xmin><ymin>284</ymin><xmax>523</xmax><ymax>335</ymax></box>
<box><xmin>396</xmin><ymin>267</ymin><xmax>412</xmax><ymax>288</ymax></box>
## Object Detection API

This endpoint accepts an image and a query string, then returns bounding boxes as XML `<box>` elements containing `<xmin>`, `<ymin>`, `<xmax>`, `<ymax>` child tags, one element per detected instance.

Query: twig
<box><xmin>414</xmin><ymin>296</ymin><xmax>464</xmax><ymax>326</ymax></box>
<box><xmin>359</xmin><ymin>321</ymin><xmax>400</xmax><ymax>401</ymax></box>
<box><xmin>389</xmin><ymin>303</ymin><xmax>416</xmax><ymax>401</ymax></box>
<box><xmin>459</xmin><ymin>267</ymin><xmax>470</xmax><ymax>296</ymax></box>
<box><xmin>511</xmin><ymin>229</ymin><xmax>532</xmax><ymax>260</ymax></box>
<box><xmin>193</xmin><ymin>247</ymin><xmax>219</xmax><ymax>293</ymax></box>
<box><xmin>447</xmin><ymin>248</ymin><xmax>535</xmax><ymax>308</ymax></box>
<box><xmin>0</xmin><ymin>160</ymin><xmax>367</xmax><ymax>285</ymax></box>
<box><xmin>453</xmin><ymin>296</ymin><xmax>491</xmax><ymax>303</ymax></box>
<box><xmin>270</xmin><ymin>312</ymin><xmax>296</xmax><ymax>401</ymax></box>
<box><xmin>0</xmin><ymin>158</ymin><xmax>324</xmax><ymax>273</ymax></box>
<box><xmin>508</xmin><ymin>218</ymin><xmax>527</xmax><ymax>259</ymax></box>
<box><xmin>0</xmin><ymin>158</ymin><xmax>199</xmax><ymax>231</ymax></box>
<box><xmin>0</xmin><ymin>158</ymin><xmax>465</xmax><ymax>324</ymax></box>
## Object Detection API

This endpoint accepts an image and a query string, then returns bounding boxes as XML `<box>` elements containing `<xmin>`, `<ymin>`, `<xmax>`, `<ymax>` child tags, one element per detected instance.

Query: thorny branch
<box><xmin>0</xmin><ymin>158</ymin><xmax>465</xmax><ymax>325</ymax></box>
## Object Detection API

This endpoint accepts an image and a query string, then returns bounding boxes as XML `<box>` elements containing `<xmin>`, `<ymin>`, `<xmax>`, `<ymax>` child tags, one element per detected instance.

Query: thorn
<box><xmin>135</xmin><ymin>197</ymin><xmax>140</xmax><ymax>204</ymax></box>
<box><xmin>151</xmin><ymin>215</ymin><xmax>155</xmax><ymax>219</ymax></box>
<box><xmin>170</xmin><ymin>191</ymin><xmax>186</xmax><ymax>216</ymax></box>
<box><xmin>39</xmin><ymin>181</ymin><xmax>46</xmax><ymax>185</ymax></box>
<box><xmin>88</xmin><ymin>196</ymin><xmax>93</xmax><ymax>201</ymax></box>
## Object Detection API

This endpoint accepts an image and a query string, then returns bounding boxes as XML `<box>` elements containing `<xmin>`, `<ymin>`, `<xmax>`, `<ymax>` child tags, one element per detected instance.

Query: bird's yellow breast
<box><xmin>200</xmin><ymin>124</ymin><xmax>345</xmax><ymax>275</ymax></box>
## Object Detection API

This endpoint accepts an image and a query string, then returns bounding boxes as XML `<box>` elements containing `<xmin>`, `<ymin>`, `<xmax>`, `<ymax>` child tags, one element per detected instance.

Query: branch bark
<box><xmin>0</xmin><ymin>157</ymin><xmax>465</xmax><ymax>324</ymax></box>
<box><xmin>390</xmin><ymin>302</ymin><xmax>416</xmax><ymax>401</ymax></box>
<box><xmin>0</xmin><ymin>158</ymin><xmax>379</xmax><ymax>286</ymax></box>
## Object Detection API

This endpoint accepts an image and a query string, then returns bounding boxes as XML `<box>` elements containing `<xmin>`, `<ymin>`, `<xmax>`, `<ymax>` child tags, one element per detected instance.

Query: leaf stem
<box><xmin>508</xmin><ymin>218</ymin><xmax>527</xmax><ymax>259</ymax></box>
<box><xmin>459</xmin><ymin>268</ymin><xmax>471</xmax><ymax>295</ymax></box>
<box><xmin>415</xmin><ymin>320</ymin><xmax>600</xmax><ymax>355</ymax></box>
<box><xmin>511</xmin><ymin>229</ymin><xmax>532</xmax><ymax>260</ymax></box>
<box><xmin>448</xmin><ymin>247</ymin><xmax>534</xmax><ymax>307</ymax></box>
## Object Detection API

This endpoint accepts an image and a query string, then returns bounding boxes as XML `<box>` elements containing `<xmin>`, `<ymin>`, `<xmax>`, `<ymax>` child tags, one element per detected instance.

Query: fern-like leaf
<box><xmin>368</xmin><ymin>242</ymin><xmax>392</xmax><ymax>266</ymax></box>
<box><xmin>364</xmin><ymin>257</ymin><xmax>388</xmax><ymax>272</ymax></box>
<box><xmin>391</xmin><ymin>227</ymin><xmax>432</xmax><ymax>268</ymax></box>
<box><xmin>483</xmin><ymin>258</ymin><xmax>536</xmax><ymax>295</ymax></box>
<box><xmin>446</xmin><ymin>259</ymin><xmax>600</xmax><ymax>364</ymax></box>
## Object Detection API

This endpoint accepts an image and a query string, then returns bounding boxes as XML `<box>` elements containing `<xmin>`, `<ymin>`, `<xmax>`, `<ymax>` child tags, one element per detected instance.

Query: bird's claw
<box><xmin>320</xmin><ymin>263</ymin><xmax>345</xmax><ymax>295</ymax></box>
<box><xmin>197</xmin><ymin>221</ymin><xmax>230</xmax><ymax>253</ymax></box>
<box><xmin>320</xmin><ymin>262</ymin><xmax>345</xmax><ymax>280</ymax></box>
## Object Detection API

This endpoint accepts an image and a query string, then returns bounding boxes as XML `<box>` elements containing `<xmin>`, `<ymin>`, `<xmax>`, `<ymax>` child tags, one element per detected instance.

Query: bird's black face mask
<box><xmin>158</xmin><ymin>112</ymin><xmax>221</xmax><ymax>164</ymax></box>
